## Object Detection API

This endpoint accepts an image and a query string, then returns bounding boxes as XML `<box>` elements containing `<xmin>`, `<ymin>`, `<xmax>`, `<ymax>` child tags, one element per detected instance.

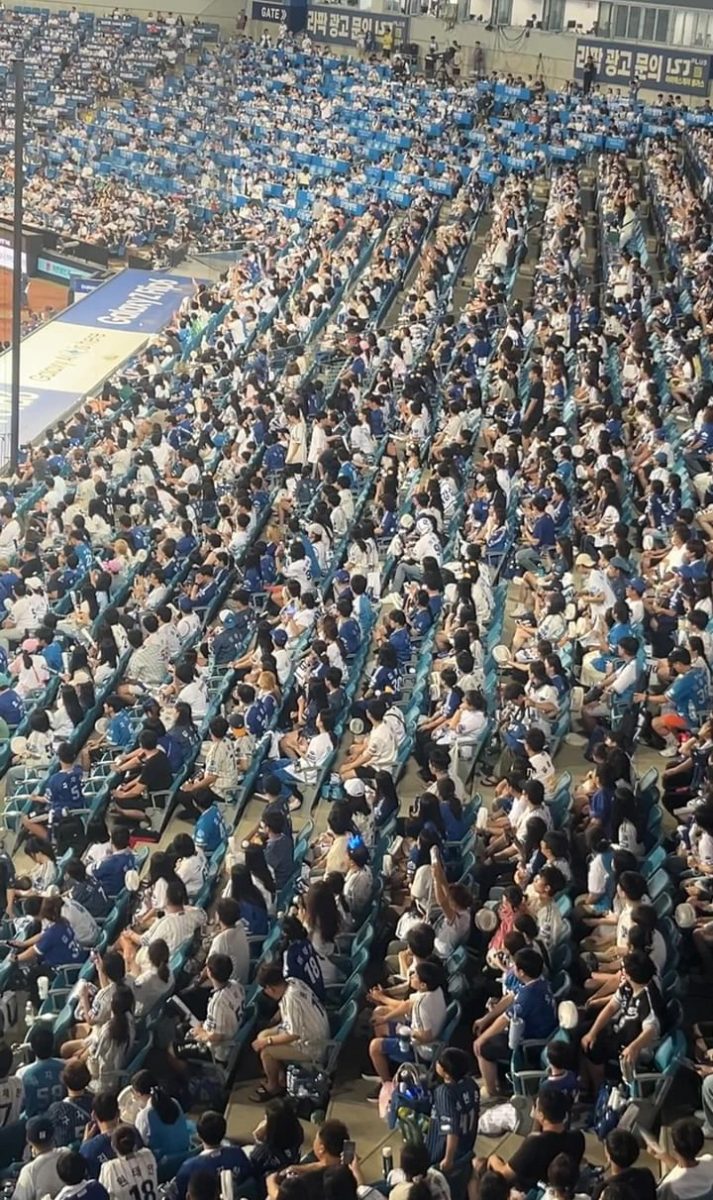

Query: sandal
<box><xmin>249</xmin><ymin>1085</ymin><xmax>286</xmax><ymax>1103</ymax></box>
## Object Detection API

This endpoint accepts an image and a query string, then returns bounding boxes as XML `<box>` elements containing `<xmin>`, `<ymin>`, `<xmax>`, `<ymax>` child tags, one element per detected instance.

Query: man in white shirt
<box><xmin>12</xmin><ymin>1116</ymin><xmax>63</xmax><ymax>1200</ymax></box>
<box><xmin>340</xmin><ymin>698</ymin><xmax>397</xmax><ymax>781</ymax></box>
<box><xmin>253</xmin><ymin>963</ymin><xmax>330</xmax><ymax>1097</ymax></box>
<box><xmin>653</xmin><ymin>1118</ymin><xmax>713</xmax><ymax>1200</ymax></box>
<box><xmin>176</xmin><ymin>954</ymin><xmax>244</xmax><ymax>1066</ymax></box>
<box><xmin>208</xmin><ymin>898</ymin><xmax>250</xmax><ymax>984</ymax></box>
<box><xmin>119</xmin><ymin>880</ymin><xmax>206</xmax><ymax>969</ymax></box>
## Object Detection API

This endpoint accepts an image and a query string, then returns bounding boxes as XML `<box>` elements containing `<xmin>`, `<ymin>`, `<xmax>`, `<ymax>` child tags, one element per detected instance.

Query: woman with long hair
<box><xmin>245</xmin><ymin>843</ymin><xmax>277</xmax><ymax>913</ymax></box>
<box><xmin>133</xmin><ymin>939</ymin><xmax>173</xmax><ymax>1019</ymax></box>
<box><xmin>132</xmin><ymin>1072</ymin><xmax>191</xmax><ymax>1158</ymax></box>
<box><xmin>228</xmin><ymin>865</ymin><xmax>269</xmax><ymax>936</ymax></box>
<box><xmin>298</xmin><ymin>881</ymin><xmax>341</xmax><ymax>983</ymax></box>
<box><xmin>86</xmin><ymin>986</ymin><xmax>135</xmax><ymax>1090</ymax></box>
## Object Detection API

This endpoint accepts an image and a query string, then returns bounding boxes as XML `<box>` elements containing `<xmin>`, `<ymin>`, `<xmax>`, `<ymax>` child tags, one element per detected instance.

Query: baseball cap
<box><xmin>219</xmin><ymin>610</ymin><xmax>239</xmax><ymax>630</ymax></box>
<box><xmin>654</xmin><ymin>451</ymin><xmax>668</xmax><ymax>464</ymax></box>
<box><xmin>178</xmin><ymin>596</ymin><xmax>192</xmax><ymax>612</ymax></box>
<box><xmin>416</xmin><ymin>517</ymin><xmax>432</xmax><ymax>535</ymax></box>
<box><xmin>627</xmin><ymin>577</ymin><xmax>646</xmax><ymax>594</ymax></box>
<box><xmin>609</xmin><ymin>556</ymin><xmax>631</xmax><ymax>573</ymax></box>
<box><xmin>272</xmin><ymin>629</ymin><xmax>288</xmax><ymax>647</ymax></box>
<box><xmin>552</xmin><ymin>426</ymin><xmax>567</xmax><ymax>438</ymax></box>
<box><xmin>399</xmin><ymin>513</ymin><xmax>414</xmax><ymax>530</ymax></box>
<box><xmin>335</xmin><ymin>569</ymin><xmax>350</xmax><ymax>584</ymax></box>
<box><xmin>27</xmin><ymin>1116</ymin><xmax>53</xmax><ymax>1147</ymax></box>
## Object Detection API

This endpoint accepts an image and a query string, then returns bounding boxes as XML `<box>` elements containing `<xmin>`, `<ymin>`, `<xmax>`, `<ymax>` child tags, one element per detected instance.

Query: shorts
<box><xmin>263</xmin><ymin>1042</ymin><xmax>321</xmax><ymax>1063</ymax></box>
<box><xmin>658</xmin><ymin>713</ymin><xmax>689</xmax><ymax>732</ymax></box>
<box><xmin>382</xmin><ymin>1036</ymin><xmax>416</xmax><ymax>1064</ymax></box>
<box><xmin>477</xmin><ymin>1032</ymin><xmax>510</xmax><ymax>1063</ymax></box>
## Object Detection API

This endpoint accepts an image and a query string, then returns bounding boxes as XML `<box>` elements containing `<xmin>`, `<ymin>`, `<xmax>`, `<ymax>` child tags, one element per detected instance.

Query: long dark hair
<box><xmin>60</xmin><ymin>685</ymin><xmax>84</xmax><ymax>726</ymax></box>
<box><xmin>245</xmin><ymin>844</ymin><xmax>276</xmax><ymax>898</ymax></box>
<box><xmin>107</xmin><ymin>986</ymin><xmax>134</xmax><ymax>1046</ymax></box>
<box><xmin>264</xmin><ymin>1097</ymin><xmax>304</xmax><ymax>1152</ymax></box>
<box><xmin>230</xmin><ymin>865</ymin><xmax>268</xmax><ymax>910</ymax></box>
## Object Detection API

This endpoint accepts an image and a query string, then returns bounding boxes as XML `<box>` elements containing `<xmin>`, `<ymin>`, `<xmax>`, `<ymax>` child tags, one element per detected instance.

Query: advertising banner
<box><xmin>574</xmin><ymin>38</ymin><xmax>710</xmax><ymax>96</ymax></box>
<box><xmin>305</xmin><ymin>6</ymin><xmax>409</xmax><ymax>48</ymax></box>
<box><xmin>0</xmin><ymin>268</ymin><xmax>195</xmax><ymax>443</ymax></box>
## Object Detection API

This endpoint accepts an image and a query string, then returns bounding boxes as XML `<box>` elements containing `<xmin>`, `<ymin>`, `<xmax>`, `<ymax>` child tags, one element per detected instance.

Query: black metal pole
<box><xmin>9</xmin><ymin>51</ymin><xmax>23</xmax><ymax>475</ymax></box>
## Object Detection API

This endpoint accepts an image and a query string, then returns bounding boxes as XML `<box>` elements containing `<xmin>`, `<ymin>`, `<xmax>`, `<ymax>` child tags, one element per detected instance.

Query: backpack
<box><xmin>384</xmin><ymin>705</ymin><xmax>407</xmax><ymax>747</ymax></box>
<box><xmin>592</xmin><ymin>1081</ymin><xmax>629</xmax><ymax>1139</ymax></box>
<box><xmin>387</xmin><ymin>1062</ymin><xmax>432</xmax><ymax>1144</ymax></box>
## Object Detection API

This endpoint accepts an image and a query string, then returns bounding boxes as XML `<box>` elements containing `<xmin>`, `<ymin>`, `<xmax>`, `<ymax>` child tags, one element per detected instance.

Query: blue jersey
<box><xmin>20</xmin><ymin>1057</ymin><xmax>65</xmax><ymax>1117</ymax></box>
<box><xmin>36</xmin><ymin>920</ymin><xmax>84</xmax><ymax>967</ymax></box>
<box><xmin>46</xmin><ymin>766</ymin><xmax>84</xmax><ymax>819</ymax></box>
<box><xmin>92</xmin><ymin>850</ymin><xmax>136</xmax><ymax>897</ymax></box>
<box><xmin>57</xmin><ymin>1182</ymin><xmax>109</xmax><ymax>1200</ymax></box>
<box><xmin>510</xmin><ymin>977</ymin><xmax>557</xmax><ymax>1040</ymax></box>
<box><xmin>195</xmin><ymin>805</ymin><xmax>228</xmax><ymax>854</ymax></box>
<box><xmin>283</xmin><ymin>939</ymin><xmax>326</xmax><ymax>1000</ymax></box>
<box><xmin>667</xmin><ymin>667</ymin><xmax>709</xmax><ymax>724</ymax></box>
<box><xmin>106</xmin><ymin>710</ymin><xmax>133</xmax><ymax>749</ymax></box>
<box><xmin>425</xmin><ymin>1077</ymin><xmax>480</xmax><ymax>1164</ymax></box>
<box><xmin>175</xmin><ymin>1146</ymin><xmax>252</xmax><ymax>1200</ymax></box>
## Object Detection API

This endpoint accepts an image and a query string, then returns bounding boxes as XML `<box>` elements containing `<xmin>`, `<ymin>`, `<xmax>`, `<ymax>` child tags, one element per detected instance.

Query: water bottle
<box><xmin>37</xmin><ymin>976</ymin><xmax>49</xmax><ymax>1002</ymax></box>
<box><xmin>24</xmin><ymin>1000</ymin><xmax>35</xmax><ymax>1031</ymax></box>
<box><xmin>382</xmin><ymin>1148</ymin><xmax>393</xmax><ymax>1178</ymax></box>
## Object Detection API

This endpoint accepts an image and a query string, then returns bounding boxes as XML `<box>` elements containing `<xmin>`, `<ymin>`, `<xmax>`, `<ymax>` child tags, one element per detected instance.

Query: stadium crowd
<box><xmin>0</xmin><ymin>10</ymin><xmax>711</xmax><ymax>1200</ymax></box>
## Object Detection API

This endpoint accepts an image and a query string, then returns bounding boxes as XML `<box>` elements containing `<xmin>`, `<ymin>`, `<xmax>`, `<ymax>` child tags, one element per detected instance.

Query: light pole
<box><xmin>9</xmin><ymin>49</ymin><xmax>23</xmax><ymax>474</ymax></box>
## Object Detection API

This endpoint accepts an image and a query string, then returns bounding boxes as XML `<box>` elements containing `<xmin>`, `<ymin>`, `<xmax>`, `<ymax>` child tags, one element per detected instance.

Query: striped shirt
<box><xmin>140</xmin><ymin>907</ymin><xmax>206</xmax><ymax>955</ymax></box>
<box><xmin>204</xmin><ymin>982</ymin><xmax>245</xmax><ymax>1061</ymax></box>
<box><xmin>279</xmin><ymin>978</ymin><xmax>330</xmax><ymax>1049</ymax></box>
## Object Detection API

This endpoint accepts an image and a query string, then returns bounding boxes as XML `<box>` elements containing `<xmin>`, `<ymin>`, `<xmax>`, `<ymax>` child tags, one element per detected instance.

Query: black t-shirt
<box><xmin>593</xmin><ymin>1167</ymin><xmax>657</xmax><ymax>1200</ymax></box>
<box><xmin>509</xmin><ymin>1130</ymin><xmax>585</xmax><ymax>1190</ymax></box>
<box><xmin>139</xmin><ymin>750</ymin><xmax>173</xmax><ymax>792</ymax></box>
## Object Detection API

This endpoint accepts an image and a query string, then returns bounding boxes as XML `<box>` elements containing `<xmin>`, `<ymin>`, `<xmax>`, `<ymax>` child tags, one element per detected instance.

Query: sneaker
<box><xmin>361</xmin><ymin>1072</ymin><xmax>381</xmax><ymax>1082</ymax></box>
<box><xmin>564</xmin><ymin>732</ymin><xmax>587</xmax><ymax>746</ymax></box>
<box><xmin>660</xmin><ymin>745</ymin><xmax>680</xmax><ymax>758</ymax></box>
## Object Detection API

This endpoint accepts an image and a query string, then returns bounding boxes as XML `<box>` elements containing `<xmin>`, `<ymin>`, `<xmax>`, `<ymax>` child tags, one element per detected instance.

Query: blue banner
<box><xmin>56</xmin><ymin>268</ymin><xmax>195</xmax><ymax>334</ymax></box>
<box><xmin>0</xmin><ymin>269</ymin><xmax>198</xmax><ymax>445</ymax></box>
<box><xmin>574</xmin><ymin>38</ymin><xmax>710</xmax><ymax>96</ymax></box>
<box><xmin>251</xmin><ymin>2</ymin><xmax>289</xmax><ymax>20</ymax></box>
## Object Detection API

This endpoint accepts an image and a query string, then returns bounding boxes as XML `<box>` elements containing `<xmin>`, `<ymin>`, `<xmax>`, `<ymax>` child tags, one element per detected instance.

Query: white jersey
<box><xmin>99</xmin><ymin>1149</ymin><xmax>158</xmax><ymax>1200</ymax></box>
<box><xmin>0</xmin><ymin>1074</ymin><xmax>22</xmax><ymax>1126</ymax></box>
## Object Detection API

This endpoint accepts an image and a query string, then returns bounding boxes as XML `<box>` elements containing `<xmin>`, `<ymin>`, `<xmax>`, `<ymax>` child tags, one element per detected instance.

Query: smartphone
<box><xmin>341</xmin><ymin>1140</ymin><xmax>355</xmax><ymax>1167</ymax></box>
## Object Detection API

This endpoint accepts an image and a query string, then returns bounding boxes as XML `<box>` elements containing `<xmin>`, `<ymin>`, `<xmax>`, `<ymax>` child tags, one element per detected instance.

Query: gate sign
<box><xmin>251</xmin><ymin>3</ymin><xmax>289</xmax><ymax>21</ymax></box>
<box><xmin>305</xmin><ymin>6</ymin><xmax>409</xmax><ymax>48</ymax></box>
<box><xmin>574</xmin><ymin>38</ymin><xmax>710</xmax><ymax>96</ymax></box>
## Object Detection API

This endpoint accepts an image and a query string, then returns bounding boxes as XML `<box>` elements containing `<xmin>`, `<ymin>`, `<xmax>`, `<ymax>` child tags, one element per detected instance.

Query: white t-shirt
<box><xmin>12</xmin><ymin>1149</ymin><xmax>64</xmax><ymax>1200</ymax></box>
<box><xmin>658</xmin><ymin>1157</ymin><xmax>713</xmax><ymax>1200</ymax></box>
<box><xmin>410</xmin><ymin>987</ymin><xmax>447</xmax><ymax>1058</ymax></box>
<box><xmin>366</xmin><ymin>722</ymin><xmax>397</xmax><ymax>769</ymax></box>
<box><xmin>210</xmin><ymin>925</ymin><xmax>250</xmax><ymax>984</ymax></box>
<box><xmin>99</xmin><ymin>1149</ymin><xmax>158</xmax><ymax>1200</ymax></box>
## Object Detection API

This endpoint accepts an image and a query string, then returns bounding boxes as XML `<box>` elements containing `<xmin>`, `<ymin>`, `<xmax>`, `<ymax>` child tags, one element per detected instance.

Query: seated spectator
<box><xmin>253</xmin><ymin>961</ymin><xmax>330</xmax><ymax>1101</ymax></box>
<box><xmin>11</xmin><ymin>1115</ymin><xmax>64</xmax><ymax>1200</ymax></box>
<box><xmin>482</xmin><ymin>1087</ymin><xmax>585</xmax><ymax>1189</ymax></box>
